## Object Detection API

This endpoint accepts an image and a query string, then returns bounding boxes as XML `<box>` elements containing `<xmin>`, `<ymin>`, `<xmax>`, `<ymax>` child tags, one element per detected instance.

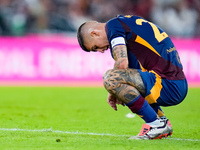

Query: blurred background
<box><xmin>0</xmin><ymin>0</ymin><xmax>200</xmax><ymax>37</ymax></box>
<box><xmin>0</xmin><ymin>0</ymin><xmax>200</xmax><ymax>86</ymax></box>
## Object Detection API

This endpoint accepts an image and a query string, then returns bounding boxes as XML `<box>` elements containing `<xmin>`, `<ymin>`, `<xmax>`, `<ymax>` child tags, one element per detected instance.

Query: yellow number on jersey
<box><xmin>124</xmin><ymin>15</ymin><xmax>132</xmax><ymax>18</ymax></box>
<box><xmin>136</xmin><ymin>19</ymin><xmax>168</xmax><ymax>43</ymax></box>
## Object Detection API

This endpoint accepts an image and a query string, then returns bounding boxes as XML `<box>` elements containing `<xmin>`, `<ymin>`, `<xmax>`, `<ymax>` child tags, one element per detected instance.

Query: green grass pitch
<box><xmin>0</xmin><ymin>87</ymin><xmax>199</xmax><ymax>150</ymax></box>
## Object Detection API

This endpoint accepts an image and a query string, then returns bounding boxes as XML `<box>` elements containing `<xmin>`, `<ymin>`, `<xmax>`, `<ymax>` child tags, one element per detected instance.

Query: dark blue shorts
<box><xmin>138</xmin><ymin>70</ymin><xmax>188</xmax><ymax>106</ymax></box>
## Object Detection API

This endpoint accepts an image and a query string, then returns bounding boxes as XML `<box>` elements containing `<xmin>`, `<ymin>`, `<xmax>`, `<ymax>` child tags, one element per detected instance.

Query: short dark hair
<box><xmin>77</xmin><ymin>22</ymin><xmax>90</xmax><ymax>52</ymax></box>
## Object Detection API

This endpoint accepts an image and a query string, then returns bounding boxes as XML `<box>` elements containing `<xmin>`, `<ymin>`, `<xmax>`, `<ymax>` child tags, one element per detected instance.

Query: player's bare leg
<box><xmin>103</xmin><ymin>69</ymin><xmax>173</xmax><ymax>139</ymax></box>
<box><xmin>103</xmin><ymin>69</ymin><xmax>145</xmax><ymax>103</ymax></box>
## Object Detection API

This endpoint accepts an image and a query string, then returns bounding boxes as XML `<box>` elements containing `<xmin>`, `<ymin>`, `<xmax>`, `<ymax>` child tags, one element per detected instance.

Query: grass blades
<box><xmin>0</xmin><ymin>87</ymin><xmax>199</xmax><ymax>149</ymax></box>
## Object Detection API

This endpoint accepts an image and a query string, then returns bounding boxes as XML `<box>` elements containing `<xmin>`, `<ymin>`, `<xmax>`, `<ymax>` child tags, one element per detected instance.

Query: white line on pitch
<box><xmin>0</xmin><ymin>128</ymin><xmax>199</xmax><ymax>142</ymax></box>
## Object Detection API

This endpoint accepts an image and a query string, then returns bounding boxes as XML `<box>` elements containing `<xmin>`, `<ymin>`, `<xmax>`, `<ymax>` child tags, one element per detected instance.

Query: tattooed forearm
<box><xmin>120</xmin><ymin>49</ymin><xmax>127</xmax><ymax>57</ymax></box>
<box><xmin>113</xmin><ymin>45</ymin><xmax>127</xmax><ymax>60</ymax></box>
<box><xmin>112</xmin><ymin>45</ymin><xmax>128</xmax><ymax>69</ymax></box>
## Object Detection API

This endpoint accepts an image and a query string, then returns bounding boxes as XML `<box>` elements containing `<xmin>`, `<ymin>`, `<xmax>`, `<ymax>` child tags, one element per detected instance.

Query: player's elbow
<box><xmin>118</xmin><ymin>63</ymin><xmax>128</xmax><ymax>69</ymax></box>
<box><xmin>114</xmin><ymin>59</ymin><xmax>129</xmax><ymax>69</ymax></box>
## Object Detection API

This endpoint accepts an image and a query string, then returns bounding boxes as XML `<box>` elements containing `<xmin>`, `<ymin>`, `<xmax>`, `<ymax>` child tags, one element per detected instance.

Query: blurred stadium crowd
<box><xmin>0</xmin><ymin>0</ymin><xmax>200</xmax><ymax>37</ymax></box>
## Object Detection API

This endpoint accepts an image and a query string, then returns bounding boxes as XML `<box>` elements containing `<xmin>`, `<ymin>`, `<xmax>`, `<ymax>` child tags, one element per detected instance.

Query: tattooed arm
<box><xmin>112</xmin><ymin>45</ymin><xmax>129</xmax><ymax>69</ymax></box>
<box><xmin>106</xmin><ymin>45</ymin><xmax>128</xmax><ymax>110</ymax></box>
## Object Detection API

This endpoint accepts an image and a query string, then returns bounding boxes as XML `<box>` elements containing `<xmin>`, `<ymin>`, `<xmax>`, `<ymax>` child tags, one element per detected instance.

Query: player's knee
<box><xmin>103</xmin><ymin>69</ymin><xmax>120</xmax><ymax>93</ymax></box>
<box><xmin>103</xmin><ymin>69</ymin><xmax>112</xmax><ymax>80</ymax></box>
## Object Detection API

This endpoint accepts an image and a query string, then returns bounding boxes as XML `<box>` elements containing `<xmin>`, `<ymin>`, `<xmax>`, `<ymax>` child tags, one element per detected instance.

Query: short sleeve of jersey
<box><xmin>106</xmin><ymin>17</ymin><xmax>126</xmax><ymax>48</ymax></box>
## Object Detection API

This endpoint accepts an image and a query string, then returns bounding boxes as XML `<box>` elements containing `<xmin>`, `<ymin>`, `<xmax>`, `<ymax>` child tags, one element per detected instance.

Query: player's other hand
<box><xmin>107</xmin><ymin>93</ymin><xmax>124</xmax><ymax>111</ymax></box>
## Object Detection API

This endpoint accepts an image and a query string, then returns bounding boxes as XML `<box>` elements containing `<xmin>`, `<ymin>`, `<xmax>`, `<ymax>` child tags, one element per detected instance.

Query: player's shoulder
<box><xmin>106</xmin><ymin>16</ymin><xmax>120</xmax><ymax>27</ymax></box>
<box><xmin>117</xmin><ymin>15</ymin><xmax>142</xmax><ymax>20</ymax></box>
<box><xmin>106</xmin><ymin>15</ymin><xmax>143</xmax><ymax>26</ymax></box>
